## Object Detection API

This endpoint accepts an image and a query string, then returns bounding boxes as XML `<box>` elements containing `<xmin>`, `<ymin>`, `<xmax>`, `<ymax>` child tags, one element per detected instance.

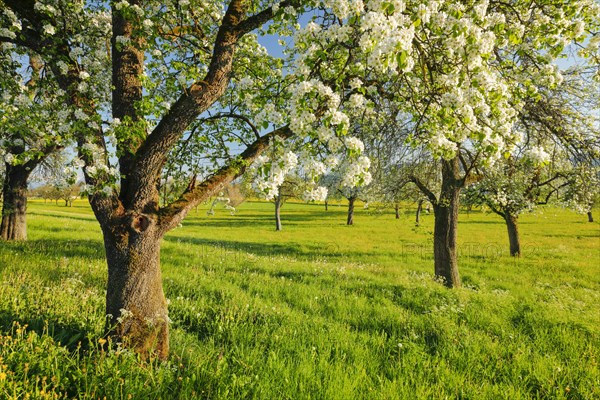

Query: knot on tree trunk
<box><xmin>130</xmin><ymin>213</ymin><xmax>153</xmax><ymax>233</ymax></box>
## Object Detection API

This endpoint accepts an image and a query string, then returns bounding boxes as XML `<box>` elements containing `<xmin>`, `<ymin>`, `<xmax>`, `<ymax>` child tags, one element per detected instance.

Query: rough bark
<box><xmin>275</xmin><ymin>195</ymin><xmax>282</xmax><ymax>231</ymax></box>
<box><xmin>395</xmin><ymin>203</ymin><xmax>400</xmax><ymax>219</ymax></box>
<box><xmin>415</xmin><ymin>199</ymin><xmax>423</xmax><ymax>225</ymax></box>
<box><xmin>432</xmin><ymin>158</ymin><xmax>462</xmax><ymax>288</ymax></box>
<box><xmin>347</xmin><ymin>197</ymin><xmax>355</xmax><ymax>226</ymax></box>
<box><xmin>0</xmin><ymin>164</ymin><xmax>30</xmax><ymax>241</ymax></box>
<box><xmin>588</xmin><ymin>211</ymin><xmax>594</xmax><ymax>223</ymax></box>
<box><xmin>504</xmin><ymin>212</ymin><xmax>521</xmax><ymax>257</ymax></box>
<box><xmin>3</xmin><ymin>0</ymin><xmax>303</xmax><ymax>359</ymax></box>
<box><xmin>103</xmin><ymin>219</ymin><xmax>169</xmax><ymax>360</ymax></box>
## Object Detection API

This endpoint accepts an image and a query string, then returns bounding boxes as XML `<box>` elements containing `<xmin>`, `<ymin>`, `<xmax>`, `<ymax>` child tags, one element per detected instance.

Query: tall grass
<box><xmin>0</xmin><ymin>199</ymin><xmax>598</xmax><ymax>399</ymax></box>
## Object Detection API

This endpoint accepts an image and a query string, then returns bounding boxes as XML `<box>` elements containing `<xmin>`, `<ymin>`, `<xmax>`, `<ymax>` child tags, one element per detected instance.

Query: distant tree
<box><xmin>0</xmin><ymin>55</ymin><xmax>66</xmax><ymax>240</ymax></box>
<box><xmin>562</xmin><ymin>165</ymin><xmax>600</xmax><ymax>223</ymax></box>
<box><xmin>464</xmin><ymin>149</ymin><xmax>564</xmax><ymax>256</ymax></box>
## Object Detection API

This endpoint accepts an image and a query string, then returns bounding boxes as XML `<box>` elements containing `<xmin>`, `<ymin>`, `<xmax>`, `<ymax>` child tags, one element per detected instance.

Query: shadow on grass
<box><xmin>29</xmin><ymin>211</ymin><xmax>97</xmax><ymax>223</ymax></box>
<box><xmin>0</xmin><ymin>310</ymin><xmax>94</xmax><ymax>353</ymax></box>
<box><xmin>162</xmin><ymin>235</ymin><xmax>346</xmax><ymax>263</ymax></box>
<box><xmin>181</xmin><ymin>210</ymin><xmax>349</xmax><ymax>229</ymax></box>
<box><xmin>4</xmin><ymin>238</ymin><xmax>105</xmax><ymax>261</ymax></box>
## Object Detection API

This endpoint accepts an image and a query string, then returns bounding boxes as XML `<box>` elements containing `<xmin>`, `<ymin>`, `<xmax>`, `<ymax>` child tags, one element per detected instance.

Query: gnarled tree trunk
<box><xmin>4</xmin><ymin>0</ymin><xmax>299</xmax><ymax>360</ymax></box>
<box><xmin>588</xmin><ymin>211</ymin><xmax>594</xmax><ymax>223</ymax></box>
<box><xmin>1</xmin><ymin>164</ymin><xmax>31</xmax><ymax>241</ymax></box>
<box><xmin>394</xmin><ymin>203</ymin><xmax>400</xmax><ymax>219</ymax></box>
<box><xmin>274</xmin><ymin>194</ymin><xmax>282</xmax><ymax>231</ymax></box>
<box><xmin>504</xmin><ymin>212</ymin><xmax>521</xmax><ymax>257</ymax></box>
<box><xmin>347</xmin><ymin>196</ymin><xmax>355</xmax><ymax>225</ymax></box>
<box><xmin>102</xmin><ymin>218</ymin><xmax>169</xmax><ymax>359</ymax></box>
<box><xmin>433</xmin><ymin>158</ymin><xmax>462</xmax><ymax>288</ymax></box>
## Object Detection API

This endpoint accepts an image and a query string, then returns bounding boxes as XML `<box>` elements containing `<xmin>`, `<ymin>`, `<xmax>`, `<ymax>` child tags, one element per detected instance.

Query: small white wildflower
<box><xmin>43</xmin><ymin>24</ymin><xmax>55</xmax><ymax>36</ymax></box>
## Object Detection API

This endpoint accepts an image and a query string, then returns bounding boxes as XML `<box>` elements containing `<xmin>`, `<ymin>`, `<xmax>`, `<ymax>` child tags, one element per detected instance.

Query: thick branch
<box><xmin>129</xmin><ymin>0</ymin><xmax>254</xmax><ymax>211</ymax></box>
<box><xmin>236</xmin><ymin>0</ymin><xmax>300</xmax><ymax>35</ymax></box>
<box><xmin>409</xmin><ymin>175</ymin><xmax>438</xmax><ymax>205</ymax></box>
<box><xmin>111</xmin><ymin>1</ymin><xmax>146</xmax><ymax>208</ymax></box>
<box><xmin>486</xmin><ymin>201</ymin><xmax>506</xmax><ymax>219</ymax></box>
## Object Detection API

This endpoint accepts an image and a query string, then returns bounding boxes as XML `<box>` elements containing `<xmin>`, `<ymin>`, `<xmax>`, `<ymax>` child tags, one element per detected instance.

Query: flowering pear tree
<box><xmin>464</xmin><ymin>70</ymin><xmax>600</xmax><ymax>255</ymax></box>
<box><xmin>315</xmin><ymin>140</ymin><xmax>373</xmax><ymax>225</ymax></box>
<box><xmin>562</xmin><ymin>165</ymin><xmax>600</xmax><ymax>223</ymax></box>
<box><xmin>0</xmin><ymin>52</ymin><xmax>72</xmax><ymax>240</ymax></box>
<box><xmin>290</xmin><ymin>0</ymin><xmax>599</xmax><ymax>287</ymax></box>
<box><xmin>0</xmin><ymin>0</ymin><xmax>378</xmax><ymax>358</ymax></box>
<box><xmin>463</xmin><ymin>149</ymin><xmax>563</xmax><ymax>256</ymax></box>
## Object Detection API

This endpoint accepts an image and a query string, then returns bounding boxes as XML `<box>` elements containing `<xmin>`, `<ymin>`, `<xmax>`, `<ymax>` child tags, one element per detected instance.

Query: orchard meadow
<box><xmin>1</xmin><ymin>0</ymin><xmax>600</xmax><ymax>398</ymax></box>
<box><xmin>0</xmin><ymin>199</ymin><xmax>598</xmax><ymax>399</ymax></box>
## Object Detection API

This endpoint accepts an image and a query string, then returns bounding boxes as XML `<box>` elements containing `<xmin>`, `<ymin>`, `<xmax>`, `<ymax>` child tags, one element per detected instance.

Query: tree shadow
<box><xmin>5</xmin><ymin>238</ymin><xmax>105</xmax><ymax>260</ymax></box>
<box><xmin>162</xmin><ymin>235</ymin><xmax>347</xmax><ymax>263</ymax></box>
<box><xmin>181</xmin><ymin>210</ymin><xmax>348</xmax><ymax>229</ymax></box>
<box><xmin>0</xmin><ymin>309</ymin><xmax>94</xmax><ymax>353</ymax></box>
<box><xmin>29</xmin><ymin>211</ymin><xmax>97</xmax><ymax>223</ymax></box>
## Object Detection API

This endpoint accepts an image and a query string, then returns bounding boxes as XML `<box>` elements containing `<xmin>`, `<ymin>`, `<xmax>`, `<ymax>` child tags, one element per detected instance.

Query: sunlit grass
<box><xmin>0</xmin><ymin>199</ymin><xmax>598</xmax><ymax>399</ymax></box>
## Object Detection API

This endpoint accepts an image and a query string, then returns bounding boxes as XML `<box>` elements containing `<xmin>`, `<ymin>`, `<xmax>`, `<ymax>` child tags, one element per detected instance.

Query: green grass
<box><xmin>0</xmin><ymin>199</ymin><xmax>598</xmax><ymax>399</ymax></box>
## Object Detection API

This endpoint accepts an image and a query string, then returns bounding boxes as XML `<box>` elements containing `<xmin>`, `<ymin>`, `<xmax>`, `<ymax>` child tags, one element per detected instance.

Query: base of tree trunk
<box><xmin>104</xmin><ymin>230</ymin><xmax>170</xmax><ymax>359</ymax></box>
<box><xmin>275</xmin><ymin>197</ymin><xmax>282</xmax><ymax>231</ymax></box>
<box><xmin>588</xmin><ymin>211</ymin><xmax>594</xmax><ymax>223</ymax></box>
<box><xmin>0</xmin><ymin>212</ymin><xmax>27</xmax><ymax>241</ymax></box>
<box><xmin>347</xmin><ymin>197</ymin><xmax>355</xmax><ymax>225</ymax></box>
<box><xmin>1</xmin><ymin>167</ymin><xmax>29</xmax><ymax>241</ymax></box>
<box><xmin>505</xmin><ymin>213</ymin><xmax>521</xmax><ymax>257</ymax></box>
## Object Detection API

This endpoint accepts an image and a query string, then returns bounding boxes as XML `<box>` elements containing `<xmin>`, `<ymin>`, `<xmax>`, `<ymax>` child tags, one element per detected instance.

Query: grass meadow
<box><xmin>0</xmin><ymin>199</ymin><xmax>598</xmax><ymax>399</ymax></box>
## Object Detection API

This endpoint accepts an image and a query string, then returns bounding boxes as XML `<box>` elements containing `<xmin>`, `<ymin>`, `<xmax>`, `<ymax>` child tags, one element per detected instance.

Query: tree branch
<box><xmin>157</xmin><ymin>125</ymin><xmax>294</xmax><ymax>232</ymax></box>
<box><xmin>203</xmin><ymin>112</ymin><xmax>261</xmax><ymax>141</ymax></box>
<box><xmin>236</xmin><ymin>0</ymin><xmax>301</xmax><ymax>36</ymax></box>
<box><xmin>409</xmin><ymin>175</ymin><xmax>438</xmax><ymax>205</ymax></box>
<box><xmin>486</xmin><ymin>201</ymin><xmax>506</xmax><ymax>219</ymax></box>
<box><xmin>130</xmin><ymin>0</ymin><xmax>261</xmax><ymax>210</ymax></box>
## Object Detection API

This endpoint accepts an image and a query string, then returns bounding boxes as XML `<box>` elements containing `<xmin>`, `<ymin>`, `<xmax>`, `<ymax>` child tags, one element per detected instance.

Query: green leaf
<box><xmin>382</xmin><ymin>2</ymin><xmax>395</xmax><ymax>15</ymax></box>
<box><xmin>509</xmin><ymin>33</ymin><xmax>521</xmax><ymax>45</ymax></box>
<box><xmin>316</xmin><ymin>50</ymin><xmax>327</xmax><ymax>61</ymax></box>
<box><xmin>396</xmin><ymin>50</ymin><xmax>408</xmax><ymax>69</ymax></box>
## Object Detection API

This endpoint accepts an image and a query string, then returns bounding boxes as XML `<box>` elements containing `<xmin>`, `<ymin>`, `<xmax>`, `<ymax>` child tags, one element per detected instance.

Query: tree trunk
<box><xmin>433</xmin><ymin>158</ymin><xmax>462</xmax><ymax>288</ymax></box>
<box><xmin>324</xmin><ymin>199</ymin><xmax>328</xmax><ymax>211</ymax></box>
<box><xmin>347</xmin><ymin>197</ymin><xmax>355</xmax><ymax>225</ymax></box>
<box><xmin>1</xmin><ymin>165</ymin><xmax>30</xmax><ymax>241</ymax></box>
<box><xmin>103</xmin><ymin>225</ymin><xmax>169</xmax><ymax>359</ymax></box>
<box><xmin>416</xmin><ymin>199</ymin><xmax>423</xmax><ymax>225</ymax></box>
<box><xmin>275</xmin><ymin>195</ymin><xmax>282</xmax><ymax>231</ymax></box>
<box><xmin>588</xmin><ymin>211</ymin><xmax>594</xmax><ymax>223</ymax></box>
<box><xmin>395</xmin><ymin>203</ymin><xmax>400</xmax><ymax>219</ymax></box>
<box><xmin>505</xmin><ymin>212</ymin><xmax>521</xmax><ymax>257</ymax></box>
